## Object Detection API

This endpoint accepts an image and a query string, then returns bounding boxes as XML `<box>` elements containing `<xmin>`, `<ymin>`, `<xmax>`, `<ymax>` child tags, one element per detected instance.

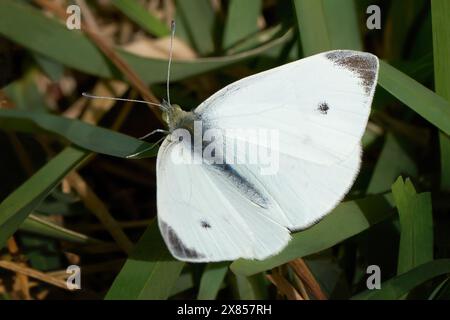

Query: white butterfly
<box><xmin>155</xmin><ymin>50</ymin><xmax>379</xmax><ymax>262</ymax></box>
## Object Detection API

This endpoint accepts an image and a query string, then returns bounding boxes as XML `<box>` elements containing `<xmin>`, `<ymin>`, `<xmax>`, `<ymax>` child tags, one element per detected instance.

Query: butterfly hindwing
<box><xmin>156</xmin><ymin>139</ymin><xmax>290</xmax><ymax>262</ymax></box>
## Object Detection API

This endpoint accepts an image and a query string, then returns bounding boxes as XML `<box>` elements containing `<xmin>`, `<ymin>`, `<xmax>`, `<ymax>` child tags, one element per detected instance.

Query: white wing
<box><xmin>157</xmin><ymin>140</ymin><xmax>361</xmax><ymax>261</ymax></box>
<box><xmin>156</xmin><ymin>50</ymin><xmax>378</xmax><ymax>262</ymax></box>
<box><xmin>227</xmin><ymin>144</ymin><xmax>362</xmax><ymax>231</ymax></box>
<box><xmin>156</xmin><ymin>138</ymin><xmax>291</xmax><ymax>262</ymax></box>
<box><xmin>196</xmin><ymin>50</ymin><xmax>378</xmax><ymax>165</ymax></box>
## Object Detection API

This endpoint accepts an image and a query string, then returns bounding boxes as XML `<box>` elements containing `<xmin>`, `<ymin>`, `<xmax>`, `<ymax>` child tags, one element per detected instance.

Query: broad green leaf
<box><xmin>392</xmin><ymin>177</ymin><xmax>433</xmax><ymax>275</ymax></box>
<box><xmin>197</xmin><ymin>262</ymin><xmax>229</xmax><ymax>300</ymax></box>
<box><xmin>352</xmin><ymin>259</ymin><xmax>450</xmax><ymax>300</ymax></box>
<box><xmin>367</xmin><ymin>134</ymin><xmax>417</xmax><ymax>194</ymax></box>
<box><xmin>378</xmin><ymin>61</ymin><xmax>450</xmax><ymax>136</ymax></box>
<box><xmin>105</xmin><ymin>222</ymin><xmax>184</xmax><ymax>300</ymax></box>
<box><xmin>0</xmin><ymin>1</ymin><xmax>290</xmax><ymax>85</ymax></box>
<box><xmin>175</xmin><ymin>0</ymin><xmax>215</xmax><ymax>55</ymax></box>
<box><xmin>231</xmin><ymin>193</ymin><xmax>395</xmax><ymax>276</ymax></box>
<box><xmin>431</xmin><ymin>0</ymin><xmax>450</xmax><ymax>189</ymax></box>
<box><xmin>294</xmin><ymin>0</ymin><xmax>361</xmax><ymax>56</ymax></box>
<box><xmin>20</xmin><ymin>214</ymin><xmax>101</xmax><ymax>244</ymax></box>
<box><xmin>111</xmin><ymin>0</ymin><xmax>170</xmax><ymax>37</ymax></box>
<box><xmin>0</xmin><ymin>109</ymin><xmax>157</xmax><ymax>159</ymax></box>
<box><xmin>222</xmin><ymin>0</ymin><xmax>262</xmax><ymax>50</ymax></box>
<box><xmin>0</xmin><ymin>146</ymin><xmax>88</xmax><ymax>247</ymax></box>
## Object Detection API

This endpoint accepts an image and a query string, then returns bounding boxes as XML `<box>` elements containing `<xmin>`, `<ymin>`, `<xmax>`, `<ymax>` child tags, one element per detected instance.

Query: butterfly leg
<box><xmin>139</xmin><ymin>129</ymin><xmax>169</xmax><ymax>140</ymax></box>
<box><xmin>126</xmin><ymin>136</ymin><xmax>166</xmax><ymax>159</ymax></box>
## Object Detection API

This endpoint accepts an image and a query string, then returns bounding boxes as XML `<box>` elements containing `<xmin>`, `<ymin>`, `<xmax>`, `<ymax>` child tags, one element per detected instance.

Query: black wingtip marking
<box><xmin>201</xmin><ymin>220</ymin><xmax>211</xmax><ymax>229</ymax></box>
<box><xmin>318</xmin><ymin>102</ymin><xmax>329</xmax><ymax>114</ymax></box>
<box><xmin>160</xmin><ymin>221</ymin><xmax>204</xmax><ymax>259</ymax></box>
<box><xmin>326</xmin><ymin>51</ymin><xmax>378</xmax><ymax>95</ymax></box>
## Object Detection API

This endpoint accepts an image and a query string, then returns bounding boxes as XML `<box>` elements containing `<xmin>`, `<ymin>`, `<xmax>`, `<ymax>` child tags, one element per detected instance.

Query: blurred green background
<box><xmin>0</xmin><ymin>0</ymin><xmax>449</xmax><ymax>300</ymax></box>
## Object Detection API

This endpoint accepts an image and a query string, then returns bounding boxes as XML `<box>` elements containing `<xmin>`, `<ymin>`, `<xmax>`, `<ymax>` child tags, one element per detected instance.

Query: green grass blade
<box><xmin>230</xmin><ymin>193</ymin><xmax>395</xmax><ymax>276</ymax></box>
<box><xmin>367</xmin><ymin>134</ymin><xmax>417</xmax><ymax>194</ymax></box>
<box><xmin>222</xmin><ymin>0</ymin><xmax>262</xmax><ymax>50</ymax></box>
<box><xmin>321</xmin><ymin>0</ymin><xmax>362</xmax><ymax>51</ymax></box>
<box><xmin>32</xmin><ymin>53</ymin><xmax>64</xmax><ymax>82</ymax></box>
<box><xmin>294</xmin><ymin>0</ymin><xmax>361</xmax><ymax>56</ymax></box>
<box><xmin>431</xmin><ymin>0</ymin><xmax>450</xmax><ymax>100</ymax></box>
<box><xmin>197</xmin><ymin>262</ymin><xmax>229</xmax><ymax>300</ymax></box>
<box><xmin>105</xmin><ymin>221</ymin><xmax>184</xmax><ymax>300</ymax></box>
<box><xmin>0</xmin><ymin>109</ymin><xmax>156</xmax><ymax>159</ymax></box>
<box><xmin>226</xmin><ymin>25</ymin><xmax>284</xmax><ymax>55</ymax></box>
<box><xmin>121</xmin><ymin>31</ymin><xmax>290</xmax><ymax>83</ymax></box>
<box><xmin>352</xmin><ymin>259</ymin><xmax>450</xmax><ymax>300</ymax></box>
<box><xmin>431</xmin><ymin>0</ymin><xmax>450</xmax><ymax>190</ymax></box>
<box><xmin>170</xmin><ymin>271</ymin><xmax>195</xmax><ymax>297</ymax></box>
<box><xmin>438</xmin><ymin>135</ymin><xmax>450</xmax><ymax>190</ymax></box>
<box><xmin>428</xmin><ymin>277</ymin><xmax>450</xmax><ymax>300</ymax></box>
<box><xmin>111</xmin><ymin>0</ymin><xmax>170</xmax><ymax>37</ymax></box>
<box><xmin>229</xmin><ymin>273</ymin><xmax>268</xmax><ymax>299</ymax></box>
<box><xmin>3</xmin><ymin>71</ymin><xmax>48</xmax><ymax>112</ymax></box>
<box><xmin>20</xmin><ymin>214</ymin><xmax>101</xmax><ymax>244</ymax></box>
<box><xmin>175</xmin><ymin>0</ymin><xmax>215</xmax><ymax>55</ymax></box>
<box><xmin>294</xmin><ymin>0</ymin><xmax>330</xmax><ymax>55</ymax></box>
<box><xmin>0</xmin><ymin>146</ymin><xmax>88</xmax><ymax>247</ymax></box>
<box><xmin>392</xmin><ymin>177</ymin><xmax>433</xmax><ymax>275</ymax></box>
<box><xmin>383</xmin><ymin>0</ymin><xmax>425</xmax><ymax>59</ymax></box>
<box><xmin>0</xmin><ymin>1</ymin><xmax>290</xmax><ymax>85</ymax></box>
<box><xmin>378</xmin><ymin>61</ymin><xmax>450</xmax><ymax>135</ymax></box>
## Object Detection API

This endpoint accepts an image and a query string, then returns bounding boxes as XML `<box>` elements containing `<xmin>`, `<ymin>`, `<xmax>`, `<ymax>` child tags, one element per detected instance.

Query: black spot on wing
<box><xmin>325</xmin><ymin>50</ymin><xmax>378</xmax><ymax>95</ymax></box>
<box><xmin>317</xmin><ymin>102</ymin><xmax>329</xmax><ymax>114</ymax></box>
<box><xmin>160</xmin><ymin>221</ymin><xmax>205</xmax><ymax>259</ymax></box>
<box><xmin>201</xmin><ymin>220</ymin><xmax>211</xmax><ymax>229</ymax></box>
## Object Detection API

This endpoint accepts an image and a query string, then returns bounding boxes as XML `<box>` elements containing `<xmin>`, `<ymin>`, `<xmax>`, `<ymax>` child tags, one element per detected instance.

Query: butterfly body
<box><xmin>162</xmin><ymin>103</ymin><xmax>197</xmax><ymax>133</ymax></box>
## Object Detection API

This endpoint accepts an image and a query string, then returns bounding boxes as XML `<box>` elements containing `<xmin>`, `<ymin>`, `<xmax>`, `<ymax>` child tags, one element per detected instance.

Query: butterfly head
<box><xmin>161</xmin><ymin>101</ymin><xmax>196</xmax><ymax>133</ymax></box>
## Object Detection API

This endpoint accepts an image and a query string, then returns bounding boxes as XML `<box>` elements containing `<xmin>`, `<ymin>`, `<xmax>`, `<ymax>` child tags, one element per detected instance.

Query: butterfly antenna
<box><xmin>82</xmin><ymin>93</ymin><xmax>165</xmax><ymax>109</ymax></box>
<box><xmin>166</xmin><ymin>20</ymin><xmax>176</xmax><ymax>106</ymax></box>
